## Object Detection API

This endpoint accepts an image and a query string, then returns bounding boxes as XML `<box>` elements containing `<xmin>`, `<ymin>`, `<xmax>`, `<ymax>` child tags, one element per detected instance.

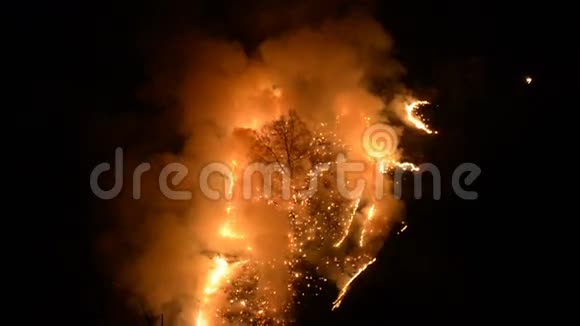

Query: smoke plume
<box><xmin>95</xmin><ymin>8</ymin><xmax>421</xmax><ymax>325</ymax></box>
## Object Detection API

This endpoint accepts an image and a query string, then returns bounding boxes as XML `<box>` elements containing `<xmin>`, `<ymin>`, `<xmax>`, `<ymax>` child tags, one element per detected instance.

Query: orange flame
<box><xmin>405</xmin><ymin>100</ymin><xmax>437</xmax><ymax>134</ymax></box>
<box><xmin>331</xmin><ymin>258</ymin><xmax>377</xmax><ymax>310</ymax></box>
<box><xmin>378</xmin><ymin>159</ymin><xmax>420</xmax><ymax>173</ymax></box>
<box><xmin>359</xmin><ymin>205</ymin><xmax>375</xmax><ymax>247</ymax></box>
<box><xmin>197</xmin><ymin>256</ymin><xmax>247</xmax><ymax>325</ymax></box>
<box><xmin>334</xmin><ymin>198</ymin><xmax>361</xmax><ymax>247</ymax></box>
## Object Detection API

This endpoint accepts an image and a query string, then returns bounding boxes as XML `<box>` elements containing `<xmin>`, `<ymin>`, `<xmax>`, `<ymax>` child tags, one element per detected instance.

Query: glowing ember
<box><xmin>397</xmin><ymin>221</ymin><xmax>409</xmax><ymax>235</ymax></box>
<box><xmin>332</xmin><ymin>258</ymin><xmax>377</xmax><ymax>310</ymax></box>
<box><xmin>405</xmin><ymin>100</ymin><xmax>437</xmax><ymax>134</ymax></box>
<box><xmin>525</xmin><ymin>76</ymin><xmax>532</xmax><ymax>84</ymax></box>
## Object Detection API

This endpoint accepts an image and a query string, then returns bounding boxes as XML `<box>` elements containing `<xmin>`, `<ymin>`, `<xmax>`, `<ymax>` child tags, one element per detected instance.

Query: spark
<box><xmin>331</xmin><ymin>258</ymin><xmax>377</xmax><ymax>310</ymax></box>
<box><xmin>405</xmin><ymin>100</ymin><xmax>437</xmax><ymax>134</ymax></box>
<box><xmin>334</xmin><ymin>198</ymin><xmax>361</xmax><ymax>247</ymax></box>
<box><xmin>525</xmin><ymin>76</ymin><xmax>532</xmax><ymax>84</ymax></box>
<box><xmin>359</xmin><ymin>205</ymin><xmax>375</xmax><ymax>247</ymax></box>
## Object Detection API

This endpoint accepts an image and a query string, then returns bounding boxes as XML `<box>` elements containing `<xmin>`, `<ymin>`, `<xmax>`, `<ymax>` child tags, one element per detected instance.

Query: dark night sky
<box><xmin>22</xmin><ymin>0</ymin><xmax>574</xmax><ymax>325</ymax></box>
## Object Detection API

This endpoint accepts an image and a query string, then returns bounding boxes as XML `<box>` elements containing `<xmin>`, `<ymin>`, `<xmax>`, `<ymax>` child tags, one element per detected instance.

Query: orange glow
<box><xmin>219</xmin><ymin>218</ymin><xmax>245</xmax><ymax>240</ymax></box>
<box><xmin>405</xmin><ymin>100</ymin><xmax>437</xmax><ymax>134</ymax></box>
<box><xmin>334</xmin><ymin>198</ymin><xmax>361</xmax><ymax>247</ymax></box>
<box><xmin>196</xmin><ymin>257</ymin><xmax>231</xmax><ymax>326</ymax></box>
<box><xmin>104</xmin><ymin>15</ymin><xmax>441</xmax><ymax>326</ymax></box>
<box><xmin>359</xmin><ymin>205</ymin><xmax>375</xmax><ymax>247</ymax></box>
<box><xmin>203</xmin><ymin>257</ymin><xmax>230</xmax><ymax>296</ymax></box>
<box><xmin>197</xmin><ymin>256</ymin><xmax>246</xmax><ymax>325</ymax></box>
<box><xmin>196</xmin><ymin>310</ymin><xmax>207</xmax><ymax>326</ymax></box>
<box><xmin>331</xmin><ymin>258</ymin><xmax>377</xmax><ymax>310</ymax></box>
<box><xmin>378</xmin><ymin>159</ymin><xmax>420</xmax><ymax>173</ymax></box>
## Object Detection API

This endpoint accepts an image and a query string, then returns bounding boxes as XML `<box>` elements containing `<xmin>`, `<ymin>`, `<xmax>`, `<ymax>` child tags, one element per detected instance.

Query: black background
<box><xmin>21</xmin><ymin>0</ymin><xmax>573</xmax><ymax>324</ymax></box>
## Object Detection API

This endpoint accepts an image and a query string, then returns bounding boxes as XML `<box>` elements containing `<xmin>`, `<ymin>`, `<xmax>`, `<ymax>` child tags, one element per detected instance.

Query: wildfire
<box><xmin>334</xmin><ymin>198</ymin><xmax>361</xmax><ymax>247</ymax></box>
<box><xmin>196</xmin><ymin>311</ymin><xmax>207</xmax><ymax>326</ymax></box>
<box><xmin>359</xmin><ymin>205</ymin><xmax>375</xmax><ymax>247</ymax></box>
<box><xmin>197</xmin><ymin>256</ymin><xmax>237</xmax><ymax>326</ymax></box>
<box><xmin>228</xmin><ymin>160</ymin><xmax>237</xmax><ymax>198</ymax></box>
<box><xmin>203</xmin><ymin>257</ymin><xmax>231</xmax><ymax>296</ymax></box>
<box><xmin>194</xmin><ymin>96</ymin><xmax>434</xmax><ymax>324</ymax></box>
<box><xmin>100</xmin><ymin>13</ymin><xmax>446</xmax><ymax>326</ymax></box>
<box><xmin>378</xmin><ymin>159</ymin><xmax>420</xmax><ymax>173</ymax></box>
<box><xmin>219</xmin><ymin>217</ymin><xmax>245</xmax><ymax>240</ymax></box>
<box><xmin>405</xmin><ymin>100</ymin><xmax>437</xmax><ymax>134</ymax></box>
<box><xmin>198</xmin><ymin>157</ymin><xmax>247</xmax><ymax>325</ymax></box>
<box><xmin>219</xmin><ymin>160</ymin><xmax>245</xmax><ymax>240</ymax></box>
<box><xmin>331</xmin><ymin>258</ymin><xmax>377</xmax><ymax>310</ymax></box>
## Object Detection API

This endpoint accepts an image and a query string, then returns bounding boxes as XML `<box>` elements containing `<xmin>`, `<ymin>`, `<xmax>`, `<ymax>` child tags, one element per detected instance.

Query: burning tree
<box><xmin>250</xmin><ymin>109</ymin><xmax>314</xmax><ymax>176</ymax></box>
<box><xmin>196</xmin><ymin>94</ymin><xmax>434</xmax><ymax>325</ymax></box>
<box><xmin>249</xmin><ymin>109</ymin><xmax>357</xmax><ymax>252</ymax></box>
<box><xmin>204</xmin><ymin>110</ymin><xmax>377</xmax><ymax>325</ymax></box>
